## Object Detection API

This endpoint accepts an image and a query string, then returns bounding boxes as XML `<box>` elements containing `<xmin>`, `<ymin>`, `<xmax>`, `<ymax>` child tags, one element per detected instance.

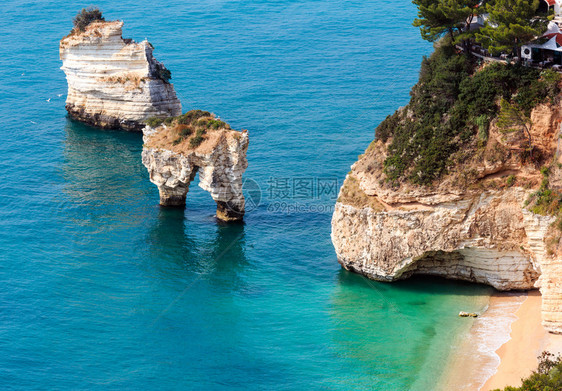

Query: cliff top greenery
<box><xmin>493</xmin><ymin>351</ymin><xmax>562</xmax><ymax>390</ymax></box>
<box><xmin>72</xmin><ymin>7</ymin><xmax>104</xmax><ymax>32</ymax></box>
<box><xmin>378</xmin><ymin>43</ymin><xmax>560</xmax><ymax>185</ymax></box>
<box><xmin>374</xmin><ymin>0</ymin><xmax>561</xmax><ymax>186</ymax></box>
<box><xmin>145</xmin><ymin>110</ymin><xmax>232</xmax><ymax>148</ymax></box>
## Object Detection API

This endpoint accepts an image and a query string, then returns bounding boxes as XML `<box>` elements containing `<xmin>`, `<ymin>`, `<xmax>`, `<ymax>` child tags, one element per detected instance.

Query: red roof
<box><xmin>544</xmin><ymin>32</ymin><xmax>562</xmax><ymax>46</ymax></box>
<box><xmin>545</xmin><ymin>0</ymin><xmax>556</xmax><ymax>6</ymax></box>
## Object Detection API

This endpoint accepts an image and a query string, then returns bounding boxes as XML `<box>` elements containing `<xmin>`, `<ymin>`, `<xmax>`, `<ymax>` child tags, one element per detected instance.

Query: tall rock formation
<box><xmin>332</xmin><ymin>98</ymin><xmax>562</xmax><ymax>333</ymax></box>
<box><xmin>60</xmin><ymin>20</ymin><xmax>181</xmax><ymax>131</ymax></box>
<box><xmin>141</xmin><ymin>111</ymin><xmax>249</xmax><ymax>222</ymax></box>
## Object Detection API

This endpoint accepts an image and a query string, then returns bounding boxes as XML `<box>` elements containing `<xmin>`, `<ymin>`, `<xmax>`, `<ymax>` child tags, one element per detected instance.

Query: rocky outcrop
<box><xmin>332</xmin><ymin>103</ymin><xmax>562</xmax><ymax>334</ymax></box>
<box><xmin>60</xmin><ymin>20</ymin><xmax>181</xmax><ymax>131</ymax></box>
<box><xmin>141</xmin><ymin>113</ymin><xmax>248</xmax><ymax>221</ymax></box>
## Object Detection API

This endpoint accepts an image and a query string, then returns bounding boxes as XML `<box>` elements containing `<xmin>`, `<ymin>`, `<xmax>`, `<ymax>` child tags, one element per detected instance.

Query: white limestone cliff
<box><xmin>60</xmin><ymin>20</ymin><xmax>181</xmax><ymax>131</ymax></box>
<box><xmin>332</xmin><ymin>103</ymin><xmax>562</xmax><ymax>334</ymax></box>
<box><xmin>141</xmin><ymin>114</ymin><xmax>249</xmax><ymax>221</ymax></box>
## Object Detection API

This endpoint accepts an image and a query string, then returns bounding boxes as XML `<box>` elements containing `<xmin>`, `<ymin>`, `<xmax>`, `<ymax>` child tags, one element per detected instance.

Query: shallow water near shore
<box><xmin>439</xmin><ymin>293</ymin><xmax>528</xmax><ymax>391</ymax></box>
<box><xmin>1</xmin><ymin>0</ymin><xmax>494</xmax><ymax>389</ymax></box>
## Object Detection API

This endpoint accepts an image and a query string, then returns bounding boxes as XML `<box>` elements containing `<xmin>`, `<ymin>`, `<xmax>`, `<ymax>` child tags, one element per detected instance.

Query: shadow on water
<box><xmin>336</xmin><ymin>267</ymin><xmax>495</xmax><ymax>297</ymax></box>
<box><xmin>145</xmin><ymin>207</ymin><xmax>249</xmax><ymax>293</ymax></box>
<box><xmin>146</xmin><ymin>207</ymin><xmax>199</xmax><ymax>277</ymax></box>
<box><xmin>60</xmin><ymin>118</ymin><xmax>147</xmax><ymax>208</ymax></box>
<box><xmin>55</xmin><ymin>118</ymin><xmax>158</xmax><ymax>261</ymax></box>
<box><xmin>327</xmin><ymin>268</ymin><xmax>494</xmax><ymax>390</ymax></box>
<box><xmin>206</xmin><ymin>222</ymin><xmax>250</xmax><ymax>293</ymax></box>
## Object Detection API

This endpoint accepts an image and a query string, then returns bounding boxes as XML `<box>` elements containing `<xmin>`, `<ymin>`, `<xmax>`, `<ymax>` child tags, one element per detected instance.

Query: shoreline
<box><xmin>482</xmin><ymin>290</ymin><xmax>562</xmax><ymax>390</ymax></box>
<box><xmin>442</xmin><ymin>290</ymin><xmax>562</xmax><ymax>391</ymax></box>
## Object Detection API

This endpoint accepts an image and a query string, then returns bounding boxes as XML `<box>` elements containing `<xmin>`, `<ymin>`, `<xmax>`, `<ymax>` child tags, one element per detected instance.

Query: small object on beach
<box><xmin>459</xmin><ymin>311</ymin><xmax>478</xmax><ymax>318</ymax></box>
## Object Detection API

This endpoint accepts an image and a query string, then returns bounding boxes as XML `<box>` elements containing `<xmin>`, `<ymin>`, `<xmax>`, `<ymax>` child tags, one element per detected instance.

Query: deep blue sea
<box><xmin>0</xmin><ymin>1</ymin><xmax>494</xmax><ymax>389</ymax></box>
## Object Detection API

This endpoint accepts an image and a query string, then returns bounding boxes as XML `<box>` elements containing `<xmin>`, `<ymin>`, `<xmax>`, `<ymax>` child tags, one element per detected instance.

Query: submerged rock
<box><xmin>59</xmin><ymin>20</ymin><xmax>181</xmax><ymax>131</ymax></box>
<box><xmin>141</xmin><ymin>111</ymin><xmax>249</xmax><ymax>222</ymax></box>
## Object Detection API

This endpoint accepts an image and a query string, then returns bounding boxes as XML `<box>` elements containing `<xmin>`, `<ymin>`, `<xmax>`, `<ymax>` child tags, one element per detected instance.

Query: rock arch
<box><xmin>142</xmin><ymin>127</ymin><xmax>248</xmax><ymax>222</ymax></box>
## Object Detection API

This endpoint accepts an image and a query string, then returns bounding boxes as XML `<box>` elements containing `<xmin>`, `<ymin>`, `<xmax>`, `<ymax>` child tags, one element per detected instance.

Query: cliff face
<box><xmin>332</xmin><ymin>100</ymin><xmax>562</xmax><ymax>334</ymax></box>
<box><xmin>60</xmin><ymin>21</ymin><xmax>181</xmax><ymax>131</ymax></box>
<box><xmin>141</xmin><ymin>112</ymin><xmax>249</xmax><ymax>221</ymax></box>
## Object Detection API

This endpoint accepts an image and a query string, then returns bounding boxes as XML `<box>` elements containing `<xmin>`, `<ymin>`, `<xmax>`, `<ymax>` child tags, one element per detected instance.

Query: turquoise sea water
<box><xmin>0</xmin><ymin>1</ymin><xmax>494</xmax><ymax>389</ymax></box>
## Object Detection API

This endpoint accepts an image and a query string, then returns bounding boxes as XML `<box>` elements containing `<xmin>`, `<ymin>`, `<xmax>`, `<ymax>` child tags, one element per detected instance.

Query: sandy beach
<box><xmin>443</xmin><ymin>290</ymin><xmax>562</xmax><ymax>391</ymax></box>
<box><xmin>482</xmin><ymin>291</ymin><xmax>562</xmax><ymax>390</ymax></box>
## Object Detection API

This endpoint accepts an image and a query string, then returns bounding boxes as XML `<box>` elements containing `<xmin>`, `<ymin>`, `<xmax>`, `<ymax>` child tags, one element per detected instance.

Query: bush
<box><xmin>176</xmin><ymin>110</ymin><xmax>211</xmax><ymax>125</ymax></box>
<box><xmin>177</xmin><ymin>124</ymin><xmax>192</xmax><ymax>137</ymax></box>
<box><xmin>73</xmin><ymin>7</ymin><xmax>104</xmax><ymax>32</ymax></box>
<box><xmin>153</xmin><ymin>111</ymin><xmax>229</xmax><ymax>149</ymax></box>
<box><xmin>380</xmin><ymin>44</ymin><xmax>472</xmax><ymax>184</ymax></box>
<box><xmin>375</xmin><ymin>112</ymin><xmax>401</xmax><ymax>142</ymax></box>
<box><xmin>145</xmin><ymin>116</ymin><xmax>165</xmax><ymax>128</ymax></box>
<box><xmin>376</xmin><ymin>46</ymin><xmax>560</xmax><ymax>186</ymax></box>
<box><xmin>506</xmin><ymin>175</ymin><xmax>516</xmax><ymax>187</ymax></box>
<box><xmin>208</xmin><ymin>119</ymin><xmax>227</xmax><ymax>129</ymax></box>
<box><xmin>493</xmin><ymin>351</ymin><xmax>562</xmax><ymax>390</ymax></box>
<box><xmin>528</xmin><ymin>167</ymin><xmax>562</xmax><ymax>217</ymax></box>
<box><xmin>189</xmin><ymin>129</ymin><xmax>206</xmax><ymax>148</ymax></box>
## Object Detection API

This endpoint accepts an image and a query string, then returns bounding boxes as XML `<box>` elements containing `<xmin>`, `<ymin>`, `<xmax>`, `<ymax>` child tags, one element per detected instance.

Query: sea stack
<box><xmin>141</xmin><ymin>111</ymin><xmax>249</xmax><ymax>222</ymax></box>
<box><xmin>331</xmin><ymin>46</ymin><xmax>562</xmax><ymax>334</ymax></box>
<box><xmin>59</xmin><ymin>20</ymin><xmax>181</xmax><ymax>131</ymax></box>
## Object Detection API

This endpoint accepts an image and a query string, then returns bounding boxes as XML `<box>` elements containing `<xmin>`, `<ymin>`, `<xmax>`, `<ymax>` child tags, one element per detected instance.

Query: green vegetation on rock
<box><xmin>73</xmin><ymin>7</ymin><xmax>104</xmax><ymax>32</ymax></box>
<box><xmin>376</xmin><ymin>43</ymin><xmax>560</xmax><ymax>185</ymax></box>
<box><xmin>527</xmin><ymin>166</ymin><xmax>562</xmax><ymax>223</ymax></box>
<box><xmin>189</xmin><ymin>129</ymin><xmax>206</xmax><ymax>148</ymax></box>
<box><xmin>493</xmin><ymin>351</ymin><xmax>562</xmax><ymax>390</ymax></box>
<box><xmin>145</xmin><ymin>110</ymin><xmax>232</xmax><ymax>149</ymax></box>
<box><xmin>155</xmin><ymin>65</ymin><xmax>172</xmax><ymax>84</ymax></box>
<box><xmin>145</xmin><ymin>117</ymin><xmax>165</xmax><ymax>128</ymax></box>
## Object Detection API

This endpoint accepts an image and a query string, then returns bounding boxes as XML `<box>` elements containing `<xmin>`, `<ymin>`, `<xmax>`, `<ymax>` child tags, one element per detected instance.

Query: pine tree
<box><xmin>476</xmin><ymin>0</ymin><xmax>548</xmax><ymax>58</ymax></box>
<box><xmin>412</xmin><ymin>0</ymin><xmax>482</xmax><ymax>42</ymax></box>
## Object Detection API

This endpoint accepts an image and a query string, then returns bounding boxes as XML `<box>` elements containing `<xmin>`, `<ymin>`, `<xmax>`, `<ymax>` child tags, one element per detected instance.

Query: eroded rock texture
<box><xmin>332</xmin><ymin>103</ymin><xmax>562</xmax><ymax>334</ymax></box>
<box><xmin>141</xmin><ymin>121</ymin><xmax>249</xmax><ymax>222</ymax></box>
<box><xmin>60</xmin><ymin>21</ymin><xmax>181</xmax><ymax>131</ymax></box>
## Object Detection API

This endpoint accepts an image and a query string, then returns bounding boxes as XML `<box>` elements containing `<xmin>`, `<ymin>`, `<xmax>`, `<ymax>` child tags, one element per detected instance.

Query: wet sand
<box><xmin>482</xmin><ymin>291</ymin><xmax>562</xmax><ymax>390</ymax></box>
<box><xmin>442</xmin><ymin>290</ymin><xmax>562</xmax><ymax>391</ymax></box>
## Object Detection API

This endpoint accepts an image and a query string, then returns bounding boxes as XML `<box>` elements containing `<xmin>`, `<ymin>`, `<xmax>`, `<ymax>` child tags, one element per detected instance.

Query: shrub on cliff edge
<box><xmin>145</xmin><ymin>117</ymin><xmax>165</xmax><ymax>128</ymax></box>
<box><xmin>376</xmin><ymin>44</ymin><xmax>560</xmax><ymax>186</ymax></box>
<box><xmin>73</xmin><ymin>7</ymin><xmax>104</xmax><ymax>32</ymax></box>
<box><xmin>493</xmin><ymin>351</ymin><xmax>562</xmax><ymax>390</ymax></box>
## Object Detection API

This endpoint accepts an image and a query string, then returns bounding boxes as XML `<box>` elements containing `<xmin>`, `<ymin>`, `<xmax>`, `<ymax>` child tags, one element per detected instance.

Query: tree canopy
<box><xmin>476</xmin><ymin>0</ymin><xmax>548</xmax><ymax>56</ymax></box>
<box><xmin>412</xmin><ymin>0</ymin><xmax>482</xmax><ymax>42</ymax></box>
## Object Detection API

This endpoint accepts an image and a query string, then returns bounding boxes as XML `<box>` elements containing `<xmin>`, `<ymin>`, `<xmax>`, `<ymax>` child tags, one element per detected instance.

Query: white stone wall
<box><xmin>332</xmin><ymin>188</ymin><xmax>562</xmax><ymax>333</ymax></box>
<box><xmin>60</xmin><ymin>21</ymin><xmax>181</xmax><ymax>130</ymax></box>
